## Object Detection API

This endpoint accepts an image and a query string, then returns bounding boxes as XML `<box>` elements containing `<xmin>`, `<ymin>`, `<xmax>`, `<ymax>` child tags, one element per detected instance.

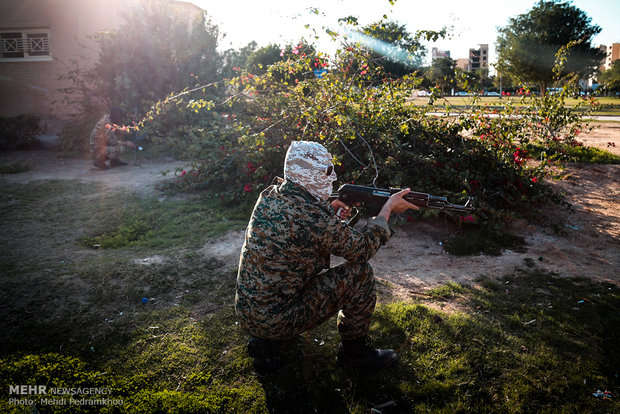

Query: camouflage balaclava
<box><xmin>284</xmin><ymin>141</ymin><xmax>337</xmax><ymax>201</ymax></box>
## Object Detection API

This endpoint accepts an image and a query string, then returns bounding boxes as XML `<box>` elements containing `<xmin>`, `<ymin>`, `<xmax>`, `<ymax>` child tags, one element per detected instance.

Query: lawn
<box><xmin>409</xmin><ymin>96</ymin><xmax>620</xmax><ymax>116</ymax></box>
<box><xmin>0</xmin><ymin>180</ymin><xmax>618</xmax><ymax>413</ymax></box>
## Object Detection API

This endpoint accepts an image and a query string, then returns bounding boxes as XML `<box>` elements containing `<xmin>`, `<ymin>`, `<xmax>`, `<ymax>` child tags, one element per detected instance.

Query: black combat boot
<box><xmin>247</xmin><ymin>336</ymin><xmax>281</xmax><ymax>373</ymax></box>
<box><xmin>337</xmin><ymin>337</ymin><xmax>397</xmax><ymax>369</ymax></box>
<box><xmin>109</xmin><ymin>158</ymin><xmax>128</xmax><ymax>167</ymax></box>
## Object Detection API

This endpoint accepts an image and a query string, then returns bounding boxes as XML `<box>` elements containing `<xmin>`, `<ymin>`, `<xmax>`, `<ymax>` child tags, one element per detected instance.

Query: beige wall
<box><xmin>456</xmin><ymin>58</ymin><xmax>469</xmax><ymax>71</ymax></box>
<box><xmin>599</xmin><ymin>43</ymin><xmax>620</xmax><ymax>72</ymax></box>
<box><xmin>0</xmin><ymin>0</ymin><xmax>203</xmax><ymax>133</ymax></box>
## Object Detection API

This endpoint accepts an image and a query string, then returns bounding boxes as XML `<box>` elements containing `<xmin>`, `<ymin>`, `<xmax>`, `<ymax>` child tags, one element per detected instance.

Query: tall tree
<box><xmin>359</xmin><ymin>20</ymin><xmax>426</xmax><ymax>78</ymax></box>
<box><xmin>220</xmin><ymin>41</ymin><xmax>258</xmax><ymax>79</ymax></box>
<box><xmin>244</xmin><ymin>44</ymin><xmax>282</xmax><ymax>75</ymax></box>
<box><xmin>496</xmin><ymin>0</ymin><xmax>604</xmax><ymax>95</ymax></box>
<box><xmin>92</xmin><ymin>1</ymin><xmax>221</xmax><ymax>113</ymax></box>
<box><xmin>598</xmin><ymin>59</ymin><xmax>620</xmax><ymax>94</ymax></box>
<box><xmin>431</xmin><ymin>57</ymin><xmax>456</xmax><ymax>95</ymax></box>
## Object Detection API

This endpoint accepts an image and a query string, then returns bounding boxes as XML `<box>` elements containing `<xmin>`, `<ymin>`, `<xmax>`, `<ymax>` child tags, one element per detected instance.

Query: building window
<box><xmin>0</xmin><ymin>29</ymin><xmax>51</xmax><ymax>61</ymax></box>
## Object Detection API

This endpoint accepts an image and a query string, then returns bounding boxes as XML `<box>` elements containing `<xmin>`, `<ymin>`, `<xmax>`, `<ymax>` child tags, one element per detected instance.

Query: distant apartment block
<box><xmin>454</xmin><ymin>44</ymin><xmax>488</xmax><ymax>72</ymax></box>
<box><xmin>468</xmin><ymin>44</ymin><xmax>488</xmax><ymax>71</ymax></box>
<box><xmin>431</xmin><ymin>47</ymin><xmax>450</xmax><ymax>61</ymax></box>
<box><xmin>599</xmin><ymin>43</ymin><xmax>620</xmax><ymax>71</ymax></box>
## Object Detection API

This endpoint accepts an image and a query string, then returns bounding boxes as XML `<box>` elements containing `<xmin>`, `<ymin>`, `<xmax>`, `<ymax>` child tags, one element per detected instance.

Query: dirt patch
<box><xmin>2</xmin><ymin>123</ymin><xmax>619</xmax><ymax>294</ymax></box>
<box><xmin>578</xmin><ymin>122</ymin><xmax>620</xmax><ymax>156</ymax></box>
<box><xmin>200</xmin><ymin>230</ymin><xmax>245</xmax><ymax>271</ymax></box>
<box><xmin>0</xmin><ymin>150</ymin><xmax>190</xmax><ymax>197</ymax></box>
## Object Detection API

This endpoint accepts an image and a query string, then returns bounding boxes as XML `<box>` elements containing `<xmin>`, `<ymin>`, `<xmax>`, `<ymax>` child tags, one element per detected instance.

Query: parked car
<box><xmin>412</xmin><ymin>90</ymin><xmax>431</xmax><ymax>97</ymax></box>
<box><xmin>484</xmin><ymin>91</ymin><xmax>500</xmax><ymax>96</ymax></box>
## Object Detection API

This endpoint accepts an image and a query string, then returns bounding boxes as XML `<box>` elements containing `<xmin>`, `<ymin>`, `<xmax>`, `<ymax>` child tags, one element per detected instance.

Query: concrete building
<box><xmin>468</xmin><ymin>44</ymin><xmax>488</xmax><ymax>71</ymax></box>
<box><xmin>455</xmin><ymin>58</ymin><xmax>469</xmax><ymax>71</ymax></box>
<box><xmin>599</xmin><ymin>43</ymin><xmax>620</xmax><ymax>71</ymax></box>
<box><xmin>0</xmin><ymin>0</ymin><xmax>202</xmax><ymax>132</ymax></box>
<box><xmin>431</xmin><ymin>47</ymin><xmax>450</xmax><ymax>61</ymax></box>
<box><xmin>454</xmin><ymin>44</ymin><xmax>488</xmax><ymax>72</ymax></box>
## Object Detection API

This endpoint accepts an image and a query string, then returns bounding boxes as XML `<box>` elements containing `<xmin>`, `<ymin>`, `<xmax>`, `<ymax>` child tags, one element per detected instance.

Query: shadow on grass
<box><xmin>1</xmin><ymin>180</ymin><xmax>618</xmax><ymax>412</ymax></box>
<box><xmin>232</xmin><ymin>268</ymin><xmax>620</xmax><ymax>413</ymax></box>
<box><xmin>1</xmin><ymin>267</ymin><xmax>619</xmax><ymax>413</ymax></box>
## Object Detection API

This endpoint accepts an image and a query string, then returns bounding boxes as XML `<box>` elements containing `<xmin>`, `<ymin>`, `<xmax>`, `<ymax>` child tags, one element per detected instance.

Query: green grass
<box><xmin>1</xmin><ymin>180</ymin><xmax>619</xmax><ymax>413</ymax></box>
<box><xmin>525</xmin><ymin>142</ymin><xmax>620</xmax><ymax>164</ymax></box>
<box><xmin>0</xmin><ymin>161</ymin><xmax>31</xmax><ymax>174</ymax></box>
<box><xmin>410</xmin><ymin>96</ymin><xmax>620</xmax><ymax>116</ymax></box>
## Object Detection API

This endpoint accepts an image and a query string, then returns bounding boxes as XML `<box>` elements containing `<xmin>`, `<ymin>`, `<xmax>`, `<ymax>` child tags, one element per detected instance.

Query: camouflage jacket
<box><xmin>89</xmin><ymin>114</ymin><xmax>124</xmax><ymax>160</ymax></box>
<box><xmin>235</xmin><ymin>177</ymin><xmax>391</xmax><ymax>323</ymax></box>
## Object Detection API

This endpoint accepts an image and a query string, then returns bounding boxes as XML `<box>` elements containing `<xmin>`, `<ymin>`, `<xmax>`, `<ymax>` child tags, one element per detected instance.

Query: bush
<box><xmin>0</xmin><ymin>114</ymin><xmax>42</xmax><ymax>150</ymax></box>
<box><xmin>57</xmin><ymin>110</ymin><xmax>104</xmax><ymax>157</ymax></box>
<box><xmin>56</xmin><ymin>1</ymin><xmax>223</xmax><ymax>158</ymax></box>
<box><xmin>163</xmin><ymin>42</ymin><xmax>571</xmax><ymax>232</ymax></box>
<box><xmin>0</xmin><ymin>162</ymin><xmax>31</xmax><ymax>174</ymax></box>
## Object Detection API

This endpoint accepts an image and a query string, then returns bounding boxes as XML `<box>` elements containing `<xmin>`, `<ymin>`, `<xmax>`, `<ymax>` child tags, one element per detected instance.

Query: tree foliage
<box><xmin>57</xmin><ymin>3</ymin><xmax>608</xmax><ymax>232</ymax></box>
<box><xmin>358</xmin><ymin>20</ymin><xmax>426</xmax><ymax>77</ymax></box>
<box><xmin>431</xmin><ymin>57</ymin><xmax>457</xmax><ymax>94</ymax></box>
<box><xmin>220</xmin><ymin>41</ymin><xmax>258</xmax><ymax>79</ymax></box>
<box><xmin>91</xmin><ymin>1</ymin><xmax>221</xmax><ymax>114</ymax></box>
<box><xmin>165</xmin><ymin>42</ymin><xmax>596</xmax><ymax>230</ymax></box>
<box><xmin>496</xmin><ymin>0</ymin><xmax>604</xmax><ymax>94</ymax></box>
<box><xmin>599</xmin><ymin>59</ymin><xmax>620</xmax><ymax>93</ymax></box>
<box><xmin>57</xmin><ymin>1</ymin><xmax>224</xmax><ymax>155</ymax></box>
<box><xmin>244</xmin><ymin>44</ymin><xmax>284</xmax><ymax>75</ymax></box>
<box><xmin>333</xmin><ymin>17</ymin><xmax>429</xmax><ymax>81</ymax></box>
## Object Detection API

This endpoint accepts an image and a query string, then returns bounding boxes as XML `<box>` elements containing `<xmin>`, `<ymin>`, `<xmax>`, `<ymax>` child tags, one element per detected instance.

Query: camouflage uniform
<box><xmin>235</xmin><ymin>177</ymin><xmax>391</xmax><ymax>341</ymax></box>
<box><xmin>89</xmin><ymin>114</ymin><xmax>125</xmax><ymax>164</ymax></box>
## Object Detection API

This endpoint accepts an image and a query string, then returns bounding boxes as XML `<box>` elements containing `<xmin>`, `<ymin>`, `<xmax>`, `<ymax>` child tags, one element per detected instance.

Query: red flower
<box><xmin>244</xmin><ymin>184</ymin><xmax>252</xmax><ymax>193</ymax></box>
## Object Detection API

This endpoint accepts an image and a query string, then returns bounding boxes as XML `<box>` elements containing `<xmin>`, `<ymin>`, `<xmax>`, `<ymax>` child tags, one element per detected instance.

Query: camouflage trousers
<box><xmin>240</xmin><ymin>261</ymin><xmax>376</xmax><ymax>341</ymax></box>
<box><xmin>91</xmin><ymin>145</ymin><xmax>122</xmax><ymax>163</ymax></box>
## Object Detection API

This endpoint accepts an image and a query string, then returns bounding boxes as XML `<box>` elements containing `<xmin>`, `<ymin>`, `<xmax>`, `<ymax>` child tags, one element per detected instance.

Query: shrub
<box><xmin>0</xmin><ymin>114</ymin><xmax>42</xmax><ymax>150</ymax></box>
<box><xmin>0</xmin><ymin>162</ymin><xmax>31</xmax><ymax>174</ymax></box>
<box><xmin>164</xmin><ymin>40</ymin><xmax>570</xmax><ymax>232</ymax></box>
<box><xmin>80</xmin><ymin>219</ymin><xmax>152</xmax><ymax>249</ymax></box>
<box><xmin>57</xmin><ymin>110</ymin><xmax>104</xmax><ymax>157</ymax></box>
<box><xmin>56</xmin><ymin>1</ymin><xmax>222</xmax><ymax>157</ymax></box>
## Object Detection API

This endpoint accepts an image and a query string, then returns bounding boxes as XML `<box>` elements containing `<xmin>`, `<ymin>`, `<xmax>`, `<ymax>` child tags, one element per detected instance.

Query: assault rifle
<box><xmin>330</xmin><ymin>184</ymin><xmax>474</xmax><ymax>226</ymax></box>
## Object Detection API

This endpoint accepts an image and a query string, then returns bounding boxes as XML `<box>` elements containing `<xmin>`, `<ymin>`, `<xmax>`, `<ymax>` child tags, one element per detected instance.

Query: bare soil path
<box><xmin>2</xmin><ymin>123</ymin><xmax>619</xmax><ymax>293</ymax></box>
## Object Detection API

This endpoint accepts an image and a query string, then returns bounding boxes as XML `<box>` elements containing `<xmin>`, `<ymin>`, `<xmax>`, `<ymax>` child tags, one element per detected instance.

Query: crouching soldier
<box><xmin>90</xmin><ymin>106</ymin><xmax>136</xmax><ymax>170</ymax></box>
<box><xmin>235</xmin><ymin>140</ymin><xmax>419</xmax><ymax>371</ymax></box>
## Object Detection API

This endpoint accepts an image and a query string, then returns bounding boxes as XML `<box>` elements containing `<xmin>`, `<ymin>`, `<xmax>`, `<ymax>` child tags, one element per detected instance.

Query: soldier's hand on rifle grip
<box><xmin>378</xmin><ymin>188</ymin><xmax>419</xmax><ymax>222</ymax></box>
<box><xmin>331</xmin><ymin>199</ymin><xmax>353</xmax><ymax>219</ymax></box>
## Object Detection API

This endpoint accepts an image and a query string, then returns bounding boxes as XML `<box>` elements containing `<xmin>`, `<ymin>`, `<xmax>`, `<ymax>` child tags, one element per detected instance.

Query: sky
<box><xmin>192</xmin><ymin>0</ymin><xmax>620</xmax><ymax>71</ymax></box>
